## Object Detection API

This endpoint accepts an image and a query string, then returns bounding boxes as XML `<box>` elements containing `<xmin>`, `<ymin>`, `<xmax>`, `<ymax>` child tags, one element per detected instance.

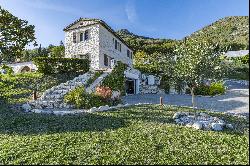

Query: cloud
<box><xmin>125</xmin><ymin>0</ymin><xmax>138</xmax><ymax>23</ymax></box>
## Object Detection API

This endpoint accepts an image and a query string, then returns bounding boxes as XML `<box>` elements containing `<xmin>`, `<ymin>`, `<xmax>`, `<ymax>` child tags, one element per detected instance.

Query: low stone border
<box><xmin>22</xmin><ymin>103</ymin><xmax>133</xmax><ymax>115</ymax></box>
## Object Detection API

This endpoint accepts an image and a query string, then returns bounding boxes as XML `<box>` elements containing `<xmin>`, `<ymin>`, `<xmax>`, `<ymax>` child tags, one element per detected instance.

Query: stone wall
<box><xmin>64</xmin><ymin>24</ymin><xmax>100</xmax><ymax>70</ymax></box>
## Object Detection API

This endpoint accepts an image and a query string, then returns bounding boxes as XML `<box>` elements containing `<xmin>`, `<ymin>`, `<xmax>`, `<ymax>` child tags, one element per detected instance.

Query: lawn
<box><xmin>0</xmin><ymin>105</ymin><xmax>248</xmax><ymax>165</ymax></box>
<box><xmin>0</xmin><ymin>72</ymin><xmax>80</xmax><ymax>104</ymax></box>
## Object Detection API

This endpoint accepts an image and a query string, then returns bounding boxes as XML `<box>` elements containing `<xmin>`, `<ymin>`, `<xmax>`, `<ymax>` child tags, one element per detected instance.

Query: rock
<box><xmin>31</xmin><ymin>109</ymin><xmax>43</xmax><ymax>114</ymax></box>
<box><xmin>116</xmin><ymin>104</ymin><xmax>123</xmax><ymax>108</ymax></box>
<box><xmin>22</xmin><ymin>103</ymin><xmax>31</xmax><ymax>111</ymax></box>
<box><xmin>217</xmin><ymin>120</ymin><xmax>226</xmax><ymax>126</ymax></box>
<box><xmin>199</xmin><ymin>112</ymin><xmax>208</xmax><ymax>117</ymax></box>
<box><xmin>98</xmin><ymin>105</ymin><xmax>110</xmax><ymax>112</ymax></box>
<box><xmin>89</xmin><ymin>107</ymin><xmax>98</xmax><ymax>113</ymax></box>
<box><xmin>174</xmin><ymin>119</ymin><xmax>180</xmax><ymax>123</ymax></box>
<box><xmin>211</xmin><ymin>123</ymin><xmax>223</xmax><ymax>131</ymax></box>
<box><xmin>226</xmin><ymin>123</ymin><xmax>234</xmax><ymax>129</ymax></box>
<box><xmin>192</xmin><ymin>122</ymin><xmax>203</xmax><ymax>130</ymax></box>
<box><xmin>186</xmin><ymin>122</ymin><xmax>193</xmax><ymax>127</ymax></box>
<box><xmin>173</xmin><ymin>112</ymin><xmax>183</xmax><ymax>119</ymax></box>
<box><xmin>111</xmin><ymin>91</ymin><xmax>121</xmax><ymax>100</ymax></box>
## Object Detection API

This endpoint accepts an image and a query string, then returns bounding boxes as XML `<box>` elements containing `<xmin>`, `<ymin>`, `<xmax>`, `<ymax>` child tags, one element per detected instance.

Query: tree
<box><xmin>0</xmin><ymin>6</ymin><xmax>36</xmax><ymax>62</ymax></box>
<box><xmin>50</xmin><ymin>45</ymin><xmax>65</xmax><ymax>58</ymax></box>
<box><xmin>173</xmin><ymin>39</ymin><xmax>227</xmax><ymax>108</ymax></box>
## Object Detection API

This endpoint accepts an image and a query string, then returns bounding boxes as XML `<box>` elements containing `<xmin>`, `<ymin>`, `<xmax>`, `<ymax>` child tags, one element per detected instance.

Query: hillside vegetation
<box><xmin>187</xmin><ymin>16</ymin><xmax>249</xmax><ymax>50</ymax></box>
<box><xmin>117</xmin><ymin>16</ymin><xmax>249</xmax><ymax>52</ymax></box>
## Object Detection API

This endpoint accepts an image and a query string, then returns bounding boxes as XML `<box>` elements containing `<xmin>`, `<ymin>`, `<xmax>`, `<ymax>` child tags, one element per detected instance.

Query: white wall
<box><xmin>98</xmin><ymin>25</ymin><xmax>133</xmax><ymax>69</ymax></box>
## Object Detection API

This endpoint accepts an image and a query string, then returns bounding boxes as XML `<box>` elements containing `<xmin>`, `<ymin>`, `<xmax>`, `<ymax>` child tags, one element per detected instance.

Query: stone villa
<box><xmin>63</xmin><ymin>18</ymin><xmax>163</xmax><ymax>95</ymax></box>
<box><xmin>63</xmin><ymin>18</ymin><xmax>133</xmax><ymax>70</ymax></box>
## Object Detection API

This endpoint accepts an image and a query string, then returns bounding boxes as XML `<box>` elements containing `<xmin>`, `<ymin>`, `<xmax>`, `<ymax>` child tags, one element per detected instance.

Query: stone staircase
<box><xmin>86</xmin><ymin>70</ymin><xmax>112</xmax><ymax>94</ymax></box>
<box><xmin>29</xmin><ymin>72</ymin><xmax>94</xmax><ymax>109</ymax></box>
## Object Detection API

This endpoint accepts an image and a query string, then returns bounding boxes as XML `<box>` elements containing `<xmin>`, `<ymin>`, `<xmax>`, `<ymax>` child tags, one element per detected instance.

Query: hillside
<box><xmin>187</xmin><ymin>16</ymin><xmax>249</xmax><ymax>50</ymax></box>
<box><xmin>116</xmin><ymin>16</ymin><xmax>249</xmax><ymax>52</ymax></box>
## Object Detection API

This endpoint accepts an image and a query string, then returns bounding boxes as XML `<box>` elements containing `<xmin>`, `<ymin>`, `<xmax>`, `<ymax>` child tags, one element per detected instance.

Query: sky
<box><xmin>0</xmin><ymin>0</ymin><xmax>249</xmax><ymax>48</ymax></box>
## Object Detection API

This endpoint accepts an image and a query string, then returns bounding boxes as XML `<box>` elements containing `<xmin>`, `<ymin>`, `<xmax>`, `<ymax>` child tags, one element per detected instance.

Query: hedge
<box><xmin>33</xmin><ymin>57</ymin><xmax>90</xmax><ymax>74</ymax></box>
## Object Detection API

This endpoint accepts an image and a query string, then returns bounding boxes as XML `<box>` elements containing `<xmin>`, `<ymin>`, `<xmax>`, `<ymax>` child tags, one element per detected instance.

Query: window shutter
<box><xmin>73</xmin><ymin>32</ymin><xmax>76</xmax><ymax>43</ymax></box>
<box><xmin>84</xmin><ymin>30</ymin><xmax>89</xmax><ymax>40</ymax></box>
<box><xmin>80</xmin><ymin>33</ymin><xmax>83</xmax><ymax>41</ymax></box>
<box><xmin>115</xmin><ymin>40</ymin><xmax>117</xmax><ymax>49</ymax></box>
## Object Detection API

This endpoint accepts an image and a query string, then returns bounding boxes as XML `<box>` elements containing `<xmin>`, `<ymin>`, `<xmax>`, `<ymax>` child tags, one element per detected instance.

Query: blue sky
<box><xmin>0</xmin><ymin>0</ymin><xmax>249</xmax><ymax>48</ymax></box>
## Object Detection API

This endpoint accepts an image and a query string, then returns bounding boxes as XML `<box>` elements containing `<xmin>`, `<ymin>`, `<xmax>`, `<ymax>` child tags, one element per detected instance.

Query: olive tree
<box><xmin>173</xmin><ymin>39</ymin><xmax>227</xmax><ymax>108</ymax></box>
<box><xmin>0</xmin><ymin>6</ymin><xmax>36</xmax><ymax>62</ymax></box>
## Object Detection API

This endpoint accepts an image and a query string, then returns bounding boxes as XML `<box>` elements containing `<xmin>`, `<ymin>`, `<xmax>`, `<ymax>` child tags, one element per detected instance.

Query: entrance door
<box><xmin>125</xmin><ymin>80</ymin><xmax>135</xmax><ymax>94</ymax></box>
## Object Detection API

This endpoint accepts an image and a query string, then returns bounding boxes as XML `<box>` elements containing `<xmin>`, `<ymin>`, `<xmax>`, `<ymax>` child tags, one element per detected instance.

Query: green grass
<box><xmin>0</xmin><ymin>105</ymin><xmax>248</xmax><ymax>165</ymax></box>
<box><xmin>0</xmin><ymin>72</ymin><xmax>80</xmax><ymax>104</ymax></box>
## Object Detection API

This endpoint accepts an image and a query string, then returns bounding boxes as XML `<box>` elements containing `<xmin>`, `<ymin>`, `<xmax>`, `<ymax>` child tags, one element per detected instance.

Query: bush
<box><xmin>102</xmin><ymin>61</ymin><xmax>127</xmax><ymax>95</ymax></box>
<box><xmin>0</xmin><ymin>64</ymin><xmax>14</xmax><ymax>75</ymax></box>
<box><xmin>186</xmin><ymin>82</ymin><xmax>225</xmax><ymax>96</ymax></box>
<box><xmin>208</xmin><ymin>82</ymin><xmax>226</xmax><ymax>96</ymax></box>
<box><xmin>95</xmin><ymin>86</ymin><xmax>112</xmax><ymax>100</ymax></box>
<box><xmin>85</xmin><ymin>71</ymin><xmax>103</xmax><ymax>87</ymax></box>
<box><xmin>64</xmin><ymin>86</ymin><xmax>107</xmax><ymax>109</ymax></box>
<box><xmin>33</xmin><ymin>57</ymin><xmax>90</xmax><ymax>75</ymax></box>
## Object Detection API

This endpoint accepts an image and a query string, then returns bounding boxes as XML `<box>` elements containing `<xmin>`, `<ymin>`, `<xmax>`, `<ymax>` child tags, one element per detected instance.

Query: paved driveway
<box><xmin>122</xmin><ymin>80</ymin><xmax>249</xmax><ymax>115</ymax></box>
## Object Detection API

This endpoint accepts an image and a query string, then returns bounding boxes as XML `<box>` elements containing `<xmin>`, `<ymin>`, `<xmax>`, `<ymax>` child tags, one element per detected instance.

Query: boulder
<box><xmin>22</xmin><ymin>103</ymin><xmax>31</xmax><ymax>111</ymax></box>
<box><xmin>111</xmin><ymin>91</ymin><xmax>121</xmax><ymax>100</ymax></box>
<box><xmin>173</xmin><ymin>112</ymin><xmax>183</xmax><ymax>119</ymax></box>
<box><xmin>226</xmin><ymin>123</ymin><xmax>234</xmax><ymax>129</ymax></box>
<box><xmin>89</xmin><ymin>107</ymin><xmax>98</xmax><ymax>113</ymax></box>
<box><xmin>31</xmin><ymin>109</ymin><xmax>43</xmax><ymax>114</ymax></box>
<box><xmin>192</xmin><ymin>122</ymin><xmax>203</xmax><ymax>130</ymax></box>
<box><xmin>98</xmin><ymin>105</ymin><xmax>110</xmax><ymax>112</ymax></box>
<box><xmin>116</xmin><ymin>104</ymin><xmax>123</xmax><ymax>108</ymax></box>
<box><xmin>211</xmin><ymin>123</ymin><xmax>223</xmax><ymax>131</ymax></box>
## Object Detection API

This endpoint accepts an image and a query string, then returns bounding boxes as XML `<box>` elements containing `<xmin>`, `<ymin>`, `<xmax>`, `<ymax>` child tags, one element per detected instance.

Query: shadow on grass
<box><xmin>0</xmin><ymin>105</ymin><xmax>248</xmax><ymax>136</ymax></box>
<box><xmin>0</xmin><ymin>106</ymin><xmax>128</xmax><ymax>135</ymax></box>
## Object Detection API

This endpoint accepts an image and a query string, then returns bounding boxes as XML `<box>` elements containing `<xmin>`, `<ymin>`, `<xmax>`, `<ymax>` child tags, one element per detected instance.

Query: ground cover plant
<box><xmin>0</xmin><ymin>105</ymin><xmax>248</xmax><ymax>165</ymax></box>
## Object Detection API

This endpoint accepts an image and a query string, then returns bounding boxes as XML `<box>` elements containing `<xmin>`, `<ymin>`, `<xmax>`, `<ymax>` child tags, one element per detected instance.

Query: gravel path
<box><xmin>123</xmin><ymin>80</ymin><xmax>249</xmax><ymax>115</ymax></box>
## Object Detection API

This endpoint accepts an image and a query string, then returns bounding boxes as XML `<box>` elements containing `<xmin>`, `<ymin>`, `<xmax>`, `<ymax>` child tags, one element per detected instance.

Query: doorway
<box><xmin>125</xmin><ymin>79</ymin><xmax>135</xmax><ymax>94</ymax></box>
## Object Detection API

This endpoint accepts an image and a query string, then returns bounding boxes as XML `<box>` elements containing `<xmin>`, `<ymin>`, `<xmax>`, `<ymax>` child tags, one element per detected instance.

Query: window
<box><xmin>73</xmin><ymin>32</ymin><xmax>76</xmax><ymax>43</ymax></box>
<box><xmin>115</xmin><ymin>40</ymin><xmax>117</xmax><ymax>49</ymax></box>
<box><xmin>84</xmin><ymin>30</ymin><xmax>89</xmax><ymax>40</ymax></box>
<box><xmin>80</xmin><ymin>33</ymin><xmax>83</xmax><ymax>42</ymax></box>
<box><xmin>119</xmin><ymin>43</ymin><xmax>122</xmax><ymax>52</ymax></box>
<box><xmin>113</xmin><ymin>38</ymin><xmax>114</xmax><ymax>43</ymax></box>
<box><xmin>104</xmin><ymin>54</ymin><xmax>109</xmax><ymax>66</ymax></box>
<box><xmin>127</xmin><ymin>50</ymin><xmax>130</xmax><ymax>57</ymax></box>
<box><xmin>130</xmin><ymin>52</ymin><xmax>133</xmax><ymax>59</ymax></box>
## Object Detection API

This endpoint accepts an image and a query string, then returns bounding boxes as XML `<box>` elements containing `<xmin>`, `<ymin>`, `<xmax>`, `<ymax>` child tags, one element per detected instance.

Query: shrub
<box><xmin>33</xmin><ymin>57</ymin><xmax>90</xmax><ymax>75</ymax></box>
<box><xmin>64</xmin><ymin>86</ymin><xmax>107</xmax><ymax>109</ymax></box>
<box><xmin>208</xmin><ymin>82</ymin><xmax>226</xmax><ymax>96</ymax></box>
<box><xmin>95</xmin><ymin>86</ymin><xmax>112</xmax><ymax>100</ymax></box>
<box><xmin>186</xmin><ymin>82</ymin><xmax>225</xmax><ymax>96</ymax></box>
<box><xmin>102</xmin><ymin>61</ymin><xmax>127</xmax><ymax>95</ymax></box>
<box><xmin>0</xmin><ymin>64</ymin><xmax>14</xmax><ymax>75</ymax></box>
<box><xmin>85</xmin><ymin>71</ymin><xmax>103</xmax><ymax>87</ymax></box>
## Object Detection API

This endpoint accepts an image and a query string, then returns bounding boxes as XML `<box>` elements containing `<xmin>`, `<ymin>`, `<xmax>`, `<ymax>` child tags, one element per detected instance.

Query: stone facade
<box><xmin>65</xmin><ymin>23</ymin><xmax>100</xmax><ymax>70</ymax></box>
<box><xmin>64</xmin><ymin>19</ymin><xmax>133</xmax><ymax>70</ymax></box>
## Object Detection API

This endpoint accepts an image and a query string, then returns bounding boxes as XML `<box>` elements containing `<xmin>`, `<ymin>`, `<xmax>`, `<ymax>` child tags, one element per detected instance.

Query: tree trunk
<box><xmin>190</xmin><ymin>87</ymin><xmax>195</xmax><ymax>109</ymax></box>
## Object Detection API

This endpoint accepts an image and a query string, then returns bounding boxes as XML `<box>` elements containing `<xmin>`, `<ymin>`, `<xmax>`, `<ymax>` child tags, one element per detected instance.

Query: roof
<box><xmin>224</xmin><ymin>50</ymin><xmax>249</xmax><ymax>57</ymax></box>
<box><xmin>63</xmin><ymin>18</ymin><xmax>133</xmax><ymax>51</ymax></box>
